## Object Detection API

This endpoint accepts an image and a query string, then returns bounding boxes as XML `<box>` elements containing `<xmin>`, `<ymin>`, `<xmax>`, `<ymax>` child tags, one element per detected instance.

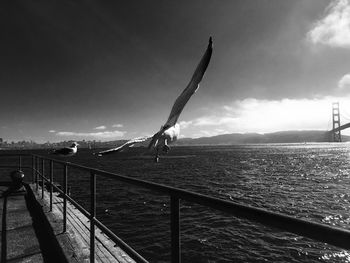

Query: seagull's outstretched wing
<box><xmin>148</xmin><ymin>37</ymin><xmax>213</xmax><ymax>149</ymax></box>
<box><xmin>95</xmin><ymin>136</ymin><xmax>151</xmax><ymax>156</ymax></box>
<box><xmin>165</xmin><ymin>37</ymin><xmax>213</xmax><ymax>128</ymax></box>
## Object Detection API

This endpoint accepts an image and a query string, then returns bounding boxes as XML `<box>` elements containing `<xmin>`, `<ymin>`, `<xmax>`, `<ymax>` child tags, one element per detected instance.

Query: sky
<box><xmin>2</xmin><ymin>0</ymin><xmax>350</xmax><ymax>143</ymax></box>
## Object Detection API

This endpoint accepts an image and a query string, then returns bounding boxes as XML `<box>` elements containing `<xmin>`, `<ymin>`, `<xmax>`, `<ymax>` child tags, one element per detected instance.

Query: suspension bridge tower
<box><xmin>332</xmin><ymin>102</ymin><xmax>341</xmax><ymax>142</ymax></box>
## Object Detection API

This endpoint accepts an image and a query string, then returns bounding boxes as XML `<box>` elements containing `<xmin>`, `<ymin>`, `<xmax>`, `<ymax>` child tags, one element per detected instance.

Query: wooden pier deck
<box><xmin>0</xmin><ymin>181</ymin><xmax>136</xmax><ymax>263</ymax></box>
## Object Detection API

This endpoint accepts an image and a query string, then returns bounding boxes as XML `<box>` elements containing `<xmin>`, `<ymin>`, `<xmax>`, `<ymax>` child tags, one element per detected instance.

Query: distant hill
<box><xmin>3</xmin><ymin>130</ymin><xmax>349</xmax><ymax>150</ymax></box>
<box><xmin>175</xmin><ymin>130</ymin><xmax>350</xmax><ymax>145</ymax></box>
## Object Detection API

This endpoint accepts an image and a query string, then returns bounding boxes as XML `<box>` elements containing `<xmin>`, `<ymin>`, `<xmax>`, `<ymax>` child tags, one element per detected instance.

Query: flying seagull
<box><xmin>97</xmin><ymin>37</ymin><xmax>213</xmax><ymax>162</ymax></box>
<box><xmin>52</xmin><ymin>142</ymin><xmax>79</xmax><ymax>157</ymax></box>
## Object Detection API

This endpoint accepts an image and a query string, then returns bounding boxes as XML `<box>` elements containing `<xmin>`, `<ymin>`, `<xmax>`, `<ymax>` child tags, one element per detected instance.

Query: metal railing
<box><xmin>1</xmin><ymin>153</ymin><xmax>350</xmax><ymax>263</ymax></box>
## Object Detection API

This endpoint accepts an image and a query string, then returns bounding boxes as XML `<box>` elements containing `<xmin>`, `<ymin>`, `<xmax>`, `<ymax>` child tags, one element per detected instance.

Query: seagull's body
<box><xmin>97</xmin><ymin>37</ymin><xmax>213</xmax><ymax>161</ymax></box>
<box><xmin>53</xmin><ymin>142</ymin><xmax>78</xmax><ymax>157</ymax></box>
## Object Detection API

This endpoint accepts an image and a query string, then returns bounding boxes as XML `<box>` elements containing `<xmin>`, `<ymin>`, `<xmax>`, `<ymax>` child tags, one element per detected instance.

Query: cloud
<box><xmin>112</xmin><ymin>124</ymin><xmax>123</xmax><ymax>128</ymax></box>
<box><xmin>57</xmin><ymin>130</ymin><xmax>125</xmax><ymax>139</ymax></box>
<box><xmin>193</xmin><ymin>116</ymin><xmax>239</xmax><ymax>126</ymax></box>
<box><xmin>179</xmin><ymin>116</ymin><xmax>238</xmax><ymax>128</ymax></box>
<box><xmin>224</xmin><ymin>98</ymin><xmax>334</xmax><ymax>132</ymax></box>
<box><xmin>94</xmin><ymin>125</ymin><xmax>106</xmax><ymax>130</ymax></box>
<box><xmin>180</xmin><ymin>97</ymin><xmax>343</xmax><ymax>136</ymax></box>
<box><xmin>307</xmin><ymin>0</ymin><xmax>350</xmax><ymax>48</ymax></box>
<box><xmin>179</xmin><ymin>120</ymin><xmax>193</xmax><ymax>129</ymax></box>
<box><xmin>49</xmin><ymin>130</ymin><xmax>56</xmax><ymax>133</ymax></box>
<box><xmin>182</xmin><ymin>116</ymin><xmax>238</xmax><ymax>130</ymax></box>
<box><xmin>338</xmin><ymin>74</ymin><xmax>350</xmax><ymax>89</ymax></box>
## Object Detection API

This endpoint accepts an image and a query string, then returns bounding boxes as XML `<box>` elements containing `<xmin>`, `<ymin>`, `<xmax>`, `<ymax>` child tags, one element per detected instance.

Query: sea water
<box><xmin>6</xmin><ymin>143</ymin><xmax>350</xmax><ymax>262</ymax></box>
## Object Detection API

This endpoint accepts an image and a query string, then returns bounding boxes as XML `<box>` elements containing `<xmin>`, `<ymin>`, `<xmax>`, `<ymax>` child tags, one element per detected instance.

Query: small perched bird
<box><xmin>96</xmin><ymin>37</ymin><xmax>213</xmax><ymax>162</ymax></box>
<box><xmin>52</xmin><ymin>142</ymin><xmax>78</xmax><ymax>157</ymax></box>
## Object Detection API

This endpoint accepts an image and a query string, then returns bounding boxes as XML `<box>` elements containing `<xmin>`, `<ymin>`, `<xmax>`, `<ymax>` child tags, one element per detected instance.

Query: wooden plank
<box><xmin>31</xmin><ymin>184</ymin><xmax>137</xmax><ymax>263</ymax></box>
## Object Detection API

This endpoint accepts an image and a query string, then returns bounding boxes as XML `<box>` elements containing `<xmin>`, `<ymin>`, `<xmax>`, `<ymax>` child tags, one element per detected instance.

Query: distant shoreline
<box><xmin>0</xmin><ymin>130</ymin><xmax>348</xmax><ymax>150</ymax></box>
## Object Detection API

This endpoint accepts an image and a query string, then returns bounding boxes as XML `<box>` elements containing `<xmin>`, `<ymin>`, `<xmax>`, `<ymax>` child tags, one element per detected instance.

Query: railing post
<box><xmin>36</xmin><ymin>157</ymin><xmax>39</xmax><ymax>191</ymax></box>
<box><xmin>171</xmin><ymin>196</ymin><xmax>181</xmax><ymax>263</ymax></box>
<box><xmin>41</xmin><ymin>159</ymin><xmax>45</xmax><ymax>199</ymax></box>
<box><xmin>32</xmin><ymin>156</ymin><xmax>35</xmax><ymax>183</ymax></box>
<box><xmin>63</xmin><ymin>164</ymin><xmax>68</xmax><ymax>232</ymax></box>
<box><xmin>18</xmin><ymin>155</ymin><xmax>22</xmax><ymax>170</ymax></box>
<box><xmin>90</xmin><ymin>172</ymin><xmax>96</xmax><ymax>263</ymax></box>
<box><xmin>50</xmin><ymin>160</ymin><xmax>53</xmax><ymax>212</ymax></box>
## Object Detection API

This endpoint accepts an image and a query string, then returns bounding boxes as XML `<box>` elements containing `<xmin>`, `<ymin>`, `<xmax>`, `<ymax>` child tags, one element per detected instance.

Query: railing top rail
<box><xmin>0</xmin><ymin>153</ymin><xmax>32</xmax><ymax>157</ymax></box>
<box><xmin>2</xmin><ymin>153</ymin><xmax>350</xmax><ymax>251</ymax></box>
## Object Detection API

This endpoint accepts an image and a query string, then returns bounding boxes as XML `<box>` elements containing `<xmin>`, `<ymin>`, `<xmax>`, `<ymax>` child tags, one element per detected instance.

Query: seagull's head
<box><xmin>71</xmin><ymin>142</ymin><xmax>79</xmax><ymax>147</ymax></box>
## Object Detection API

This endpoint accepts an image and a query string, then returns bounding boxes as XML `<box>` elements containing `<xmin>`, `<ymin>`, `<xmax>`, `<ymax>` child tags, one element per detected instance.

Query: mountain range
<box><xmin>173</xmin><ymin>130</ymin><xmax>350</xmax><ymax>145</ymax></box>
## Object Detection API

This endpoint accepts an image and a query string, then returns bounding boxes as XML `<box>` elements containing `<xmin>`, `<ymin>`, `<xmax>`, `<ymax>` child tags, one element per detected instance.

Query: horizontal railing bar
<box><xmin>31</xmin><ymin>154</ymin><xmax>82</xmax><ymax>167</ymax></box>
<box><xmin>0</xmin><ymin>153</ymin><xmax>32</xmax><ymax>157</ymax></box>
<box><xmin>29</xmin><ymin>168</ymin><xmax>42</xmax><ymax>176</ymax></box>
<box><xmin>4</xmin><ymin>154</ymin><xmax>350</xmax><ymax>253</ymax></box>
<box><xmin>51</xmin><ymin>182</ymin><xmax>63</xmax><ymax>194</ymax></box>
<box><xmin>65</xmin><ymin>194</ymin><xmax>91</xmax><ymax>219</ymax></box>
<box><xmin>93</xmin><ymin>217</ymin><xmax>148</xmax><ymax>263</ymax></box>
<box><xmin>29</xmin><ymin>160</ymin><xmax>145</xmax><ymax>262</ymax></box>
<box><xmin>0</xmin><ymin>166</ymin><xmax>32</xmax><ymax>169</ymax></box>
<box><xmin>77</xmin><ymin>170</ymin><xmax>350</xmax><ymax>245</ymax></box>
<box><xmin>36</xmin><ymin>173</ymin><xmax>143</xmax><ymax>262</ymax></box>
<box><xmin>36</xmin><ymin>171</ymin><xmax>93</xmax><ymax>223</ymax></box>
<box><xmin>178</xmin><ymin>191</ymin><xmax>350</xmax><ymax>250</ymax></box>
<box><xmin>39</xmin><ymin>174</ymin><xmax>48</xmax><ymax>182</ymax></box>
<box><xmin>41</xmin><ymin>179</ymin><xmax>91</xmax><ymax>218</ymax></box>
<box><xmin>27</xmin><ymin>154</ymin><xmax>350</xmax><ymax>250</ymax></box>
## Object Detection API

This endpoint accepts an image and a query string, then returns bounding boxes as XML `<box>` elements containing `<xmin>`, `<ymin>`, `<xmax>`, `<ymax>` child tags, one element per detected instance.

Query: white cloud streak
<box><xmin>307</xmin><ymin>0</ymin><xmax>350</xmax><ymax>48</ymax></box>
<box><xmin>179</xmin><ymin>120</ymin><xmax>193</xmax><ymax>129</ymax></box>
<box><xmin>57</xmin><ymin>130</ymin><xmax>125</xmax><ymax>139</ymax></box>
<box><xmin>94</xmin><ymin>125</ymin><xmax>106</xmax><ymax>130</ymax></box>
<box><xmin>112</xmin><ymin>124</ymin><xmax>123</xmax><ymax>128</ymax></box>
<box><xmin>49</xmin><ymin>130</ymin><xmax>56</xmax><ymax>133</ymax></box>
